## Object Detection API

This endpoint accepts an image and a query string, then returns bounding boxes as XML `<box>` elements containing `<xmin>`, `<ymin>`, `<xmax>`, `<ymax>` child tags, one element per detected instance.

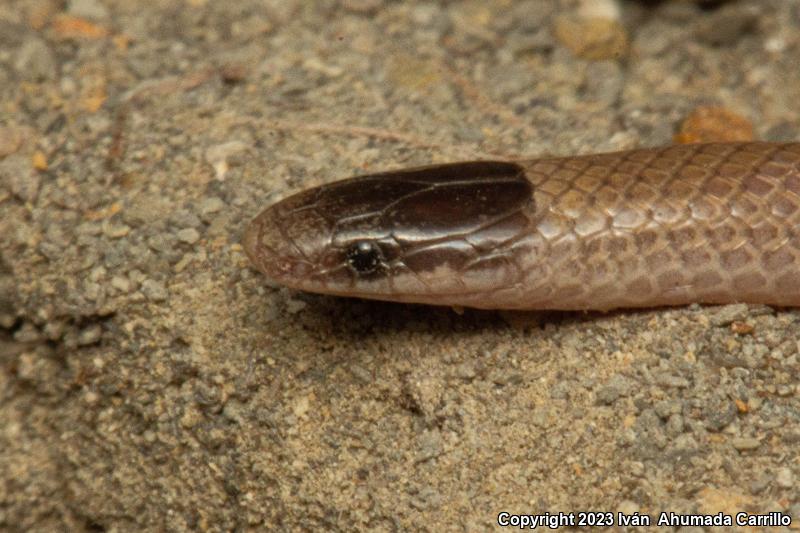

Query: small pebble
<box><xmin>596</xmin><ymin>374</ymin><xmax>633</xmax><ymax>404</ymax></box>
<box><xmin>409</xmin><ymin>486</ymin><xmax>442</xmax><ymax>511</ymax></box>
<box><xmin>103</xmin><ymin>221</ymin><xmax>131</xmax><ymax>239</ymax></box>
<box><xmin>666</xmin><ymin>413</ymin><xmax>684</xmax><ymax>436</ymax></box>
<box><xmin>0</xmin><ymin>126</ymin><xmax>25</xmax><ymax>157</ymax></box>
<box><xmin>17</xmin><ymin>352</ymin><xmax>41</xmax><ymax>381</ymax></box>
<box><xmin>31</xmin><ymin>151</ymin><xmax>47</xmax><ymax>171</ymax></box>
<box><xmin>199</xmin><ymin>197</ymin><xmax>225</xmax><ymax>217</ymax></box>
<box><xmin>285</xmin><ymin>298</ymin><xmax>307</xmax><ymax>314</ymax></box>
<box><xmin>83</xmin><ymin>282</ymin><xmax>103</xmax><ymax>302</ymax></box>
<box><xmin>141</xmin><ymin>279</ymin><xmax>168</xmax><ymax>301</ymax></box>
<box><xmin>103</xmin><ymin>245</ymin><xmax>127</xmax><ymax>269</ymax></box>
<box><xmin>417</xmin><ymin>429</ymin><xmax>442</xmax><ymax>462</ymax></box>
<box><xmin>709</xmin><ymin>303</ymin><xmax>750</xmax><ymax>327</ymax></box>
<box><xmin>51</xmin><ymin>13</ymin><xmax>109</xmax><ymax>40</ymax></box>
<box><xmin>775</xmin><ymin>467</ymin><xmax>793</xmax><ymax>488</ymax></box>
<box><xmin>292</xmin><ymin>394</ymin><xmax>311</xmax><ymax>418</ymax></box>
<box><xmin>674</xmin><ymin>107</ymin><xmax>754</xmax><ymax>144</ymax></box>
<box><xmin>205</xmin><ymin>141</ymin><xmax>250</xmax><ymax>180</ymax></box>
<box><xmin>110</xmin><ymin>275</ymin><xmax>131</xmax><ymax>293</ymax></box>
<box><xmin>222</xmin><ymin>399</ymin><xmax>247</xmax><ymax>424</ymax></box>
<box><xmin>38</xmin><ymin>242</ymin><xmax>61</xmax><ymax>261</ymax></box>
<box><xmin>148</xmin><ymin>234</ymin><xmax>176</xmax><ymax>254</ymax></box>
<box><xmin>77</xmin><ymin>324</ymin><xmax>102</xmax><ymax>346</ymax></box>
<box><xmin>180</xmin><ymin>407</ymin><xmax>202</xmax><ymax>429</ymax></box>
<box><xmin>627</xmin><ymin>461</ymin><xmax>645</xmax><ymax>477</ymax></box>
<box><xmin>14</xmin><ymin>37</ymin><xmax>57</xmax><ymax>81</ymax></box>
<box><xmin>1</xmin><ymin>154</ymin><xmax>41</xmax><ymax>202</ymax></box>
<box><xmin>731</xmin><ymin>437</ymin><xmax>761</xmax><ymax>451</ymax></box>
<box><xmin>749</xmin><ymin>474</ymin><xmax>771</xmax><ymax>494</ymax></box>
<box><xmin>68</xmin><ymin>0</ymin><xmax>110</xmax><ymax>20</ymax></box>
<box><xmin>552</xmin><ymin>13</ymin><xmax>628</xmax><ymax>60</ymax></box>
<box><xmin>703</xmin><ymin>397</ymin><xmax>737</xmax><ymax>431</ymax></box>
<box><xmin>655</xmin><ymin>373</ymin><xmax>689</xmax><ymax>388</ymax></box>
<box><xmin>43</xmin><ymin>321</ymin><xmax>65</xmax><ymax>340</ymax></box>
<box><xmin>14</xmin><ymin>323</ymin><xmax>42</xmax><ymax>343</ymax></box>
<box><xmin>455</xmin><ymin>362</ymin><xmax>477</xmax><ymax>380</ymax></box>
<box><xmin>654</xmin><ymin>399</ymin><xmax>682</xmax><ymax>419</ymax></box>
<box><xmin>171</xmin><ymin>211</ymin><xmax>201</xmax><ymax>229</ymax></box>
<box><xmin>618</xmin><ymin>499</ymin><xmax>639</xmax><ymax>516</ymax></box>
<box><xmin>89</xmin><ymin>266</ymin><xmax>106</xmax><ymax>282</ymax></box>
<box><xmin>176</xmin><ymin>228</ymin><xmax>201</xmax><ymax>244</ymax></box>
<box><xmin>348</xmin><ymin>364</ymin><xmax>373</xmax><ymax>385</ymax></box>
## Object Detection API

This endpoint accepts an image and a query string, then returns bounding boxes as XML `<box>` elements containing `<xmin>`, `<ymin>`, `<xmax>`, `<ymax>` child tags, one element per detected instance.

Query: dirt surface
<box><xmin>1</xmin><ymin>0</ymin><xmax>800</xmax><ymax>531</ymax></box>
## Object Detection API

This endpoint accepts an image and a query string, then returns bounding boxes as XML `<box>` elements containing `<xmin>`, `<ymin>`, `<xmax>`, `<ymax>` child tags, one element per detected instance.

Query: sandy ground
<box><xmin>1</xmin><ymin>0</ymin><xmax>799</xmax><ymax>531</ymax></box>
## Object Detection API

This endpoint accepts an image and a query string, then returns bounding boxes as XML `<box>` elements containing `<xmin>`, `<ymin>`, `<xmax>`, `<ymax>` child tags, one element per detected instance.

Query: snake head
<box><xmin>243</xmin><ymin>161</ymin><xmax>535</xmax><ymax>306</ymax></box>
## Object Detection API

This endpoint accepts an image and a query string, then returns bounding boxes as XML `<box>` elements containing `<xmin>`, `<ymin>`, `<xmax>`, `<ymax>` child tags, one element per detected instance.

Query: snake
<box><xmin>243</xmin><ymin>142</ymin><xmax>800</xmax><ymax>310</ymax></box>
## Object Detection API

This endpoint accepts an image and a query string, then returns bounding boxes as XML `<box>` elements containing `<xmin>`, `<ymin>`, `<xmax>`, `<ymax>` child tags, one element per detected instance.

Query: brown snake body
<box><xmin>244</xmin><ymin>142</ymin><xmax>800</xmax><ymax>310</ymax></box>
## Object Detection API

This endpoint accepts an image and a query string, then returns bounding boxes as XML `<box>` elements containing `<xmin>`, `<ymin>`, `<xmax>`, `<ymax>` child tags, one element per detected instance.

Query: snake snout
<box><xmin>243</xmin><ymin>195</ymin><xmax>334</xmax><ymax>288</ymax></box>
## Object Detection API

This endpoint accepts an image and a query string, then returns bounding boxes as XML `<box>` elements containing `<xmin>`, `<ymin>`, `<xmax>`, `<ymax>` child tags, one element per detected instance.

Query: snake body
<box><xmin>244</xmin><ymin>142</ymin><xmax>800</xmax><ymax>310</ymax></box>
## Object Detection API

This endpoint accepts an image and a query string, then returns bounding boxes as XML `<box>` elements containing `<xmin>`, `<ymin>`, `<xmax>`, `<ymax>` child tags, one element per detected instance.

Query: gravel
<box><xmin>1</xmin><ymin>0</ymin><xmax>799</xmax><ymax>530</ymax></box>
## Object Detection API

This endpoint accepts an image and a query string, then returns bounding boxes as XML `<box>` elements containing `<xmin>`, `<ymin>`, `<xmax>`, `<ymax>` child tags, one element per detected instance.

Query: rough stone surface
<box><xmin>1</xmin><ymin>0</ymin><xmax>799</xmax><ymax>531</ymax></box>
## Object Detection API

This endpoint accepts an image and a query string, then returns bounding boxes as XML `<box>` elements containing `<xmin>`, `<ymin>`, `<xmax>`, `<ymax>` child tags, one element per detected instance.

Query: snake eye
<box><xmin>346</xmin><ymin>241</ymin><xmax>383</xmax><ymax>275</ymax></box>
